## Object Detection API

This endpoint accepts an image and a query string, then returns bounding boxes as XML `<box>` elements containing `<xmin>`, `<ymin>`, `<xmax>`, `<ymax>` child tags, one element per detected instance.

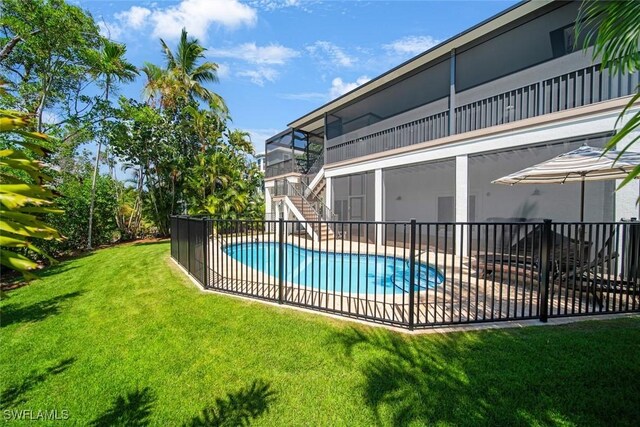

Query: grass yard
<box><xmin>1</xmin><ymin>241</ymin><xmax>639</xmax><ymax>426</ymax></box>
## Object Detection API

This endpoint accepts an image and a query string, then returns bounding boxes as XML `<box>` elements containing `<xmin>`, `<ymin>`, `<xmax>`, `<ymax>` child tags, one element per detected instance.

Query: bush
<box><xmin>42</xmin><ymin>172</ymin><xmax>119</xmax><ymax>254</ymax></box>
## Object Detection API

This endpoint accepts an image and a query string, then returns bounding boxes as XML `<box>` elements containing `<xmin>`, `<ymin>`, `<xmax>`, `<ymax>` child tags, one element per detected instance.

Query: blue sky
<box><xmin>80</xmin><ymin>0</ymin><xmax>518</xmax><ymax>153</ymax></box>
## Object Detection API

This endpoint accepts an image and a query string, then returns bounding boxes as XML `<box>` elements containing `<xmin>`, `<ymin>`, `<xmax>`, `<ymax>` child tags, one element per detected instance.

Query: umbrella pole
<box><xmin>580</xmin><ymin>177</ymin><xmax>585</xmax><ymax>222</ymax></box>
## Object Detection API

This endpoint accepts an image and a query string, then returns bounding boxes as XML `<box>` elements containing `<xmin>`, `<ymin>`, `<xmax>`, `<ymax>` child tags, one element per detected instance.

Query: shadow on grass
<box><xmin>1</xmin><ymin>358</ymin><xmax>76</xmax><ymax>410</ymax></box>
<box><xmin>186</xmin><ymin>380</ymin><xmax>276</xmax><ymax>427</ymax></box>
<box><xmin>329</xmin><ymin>322</ymin><xmax>640</xmax><ymax>426</ymax></box>
<box><xmin>36</xmin><ymin>264</ymin><xmax>79</xmax><ymax>279</ymax></box>
<box><xmin>37</xmin><ymin>250</ymin><xmax>98</xmax><ymax>277</ymax></box>
<box><xmin>38</xmin><ymin>251</ymin><xmax>97</xmax><ymax>277</ymax></box>
<box><xmin>91</xmin><ymin>387</ymin><xmax>155</xmax><ymax>427</ymax></box>
<box><xmin>1</xmin><ymin>291</ymin><xmax>84</xmax><ymax>328</ymax></box>
<box><xmin>0</xmin><ymin>255</ymin><xmax>90</xmax><ymax>290</ymax></box>
<box><xmin>132</xmin><ymin>240</ymin><xmax>170</xmax><ymax>247</ymax></box>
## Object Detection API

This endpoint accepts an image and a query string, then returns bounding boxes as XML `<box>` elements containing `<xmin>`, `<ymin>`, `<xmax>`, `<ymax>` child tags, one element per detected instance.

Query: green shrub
<box><xmin>42</xmin><ymin>172</ymin><xmax>119</xmax><ymax>254</ymax></box>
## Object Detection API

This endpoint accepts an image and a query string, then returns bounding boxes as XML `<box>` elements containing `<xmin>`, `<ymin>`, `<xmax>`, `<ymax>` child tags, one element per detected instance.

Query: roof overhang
<box><xmin>288</xmin><ymin>0</ymin><xmax>553</xmax><ymax>132</ymax></box>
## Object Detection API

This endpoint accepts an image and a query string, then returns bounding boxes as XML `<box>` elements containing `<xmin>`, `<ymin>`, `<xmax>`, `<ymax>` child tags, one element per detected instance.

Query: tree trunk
<box><xmin>87</xmin><ymin>140</ymin><xmax>102</xmax><ymax>249</ymax></box>
<box><xmin>147</xmin><ymin>170</ymin><xmax>162</xmax><ymax>235</ymax></box>
<box><xmin>0</xmin><ymin>30</ymin><xmax>41</xmax><ymax>63</ymax></box>
<box><xmin>35</xmin><ymin>79</ymin><xmax>49</xmax><ymax>133</ymax></box>
<box><xmin>0</xmin><ymin>35</ymin><xmax>23</xmax><ymax>64</ymax></box>
<box><xmin>88</xmin><ymin>83</ymin><xmax>111</xmax><ymax>248</ymax></box>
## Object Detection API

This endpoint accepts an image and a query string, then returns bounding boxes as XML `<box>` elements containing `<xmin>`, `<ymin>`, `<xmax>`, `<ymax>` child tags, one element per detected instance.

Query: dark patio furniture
<box><xmin>479</xmin><ymin>225</ymin><xmax>591</xmax><ymax>281</ymax></box>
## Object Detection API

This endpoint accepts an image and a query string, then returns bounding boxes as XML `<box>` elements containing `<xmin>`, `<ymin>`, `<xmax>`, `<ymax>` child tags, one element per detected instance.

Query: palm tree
<box><xmin>183</xmin><ymin>104</ymin><xmax>226</xmax><ymax>152</ymax></box>
<box><xmin>143</xmin><ymin>28</ymin><xmax>228</xmax><ymax>117</ymax></box>
<box><xmin>87</xmin><ymin>39</ymin><xmax>138</xmax><ymax>249</ymax></box>
<box><xmin>577</xmin><ymin>1</ymin><xmax>640</xmax><ymax>189</ymax></box>
<box><xmin>227</xmin><ymin>129</ymin><xmax>254</xmax><ymax>155</ymax></box>
<box><xmin>141</xmin><ymin>62</ymin><xmax>176</xmax><ymax>108</ymax></box>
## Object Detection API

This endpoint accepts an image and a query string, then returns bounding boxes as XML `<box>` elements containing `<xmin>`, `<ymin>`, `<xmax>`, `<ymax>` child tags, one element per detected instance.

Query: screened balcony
<box><xmin>321</xmin><ymin>1</ymin><xmax>639</xmax><ymax>165</ymax></box>
<box><xmin>265</xmin><ymin>129</ymin><xmax>324</xmax><ymax>178</ymax></box>
<box><xmin>325</xmin><ymin>54</ymin><xmax>639</xmax><ymax>165</ymax></box>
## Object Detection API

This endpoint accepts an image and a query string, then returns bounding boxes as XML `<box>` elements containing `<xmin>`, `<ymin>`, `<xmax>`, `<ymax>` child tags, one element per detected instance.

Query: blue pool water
<box><xmin>223</xmin><ymin>242</ymin><xmax>444</xmax><ymax>295</ymax></box>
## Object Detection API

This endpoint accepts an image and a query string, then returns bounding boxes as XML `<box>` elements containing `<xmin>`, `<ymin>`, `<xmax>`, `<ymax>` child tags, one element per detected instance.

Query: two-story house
<box><xmin>263</xmin><ymin>0</ymin><xmax>639</xmax><ymax>243</ymax></box>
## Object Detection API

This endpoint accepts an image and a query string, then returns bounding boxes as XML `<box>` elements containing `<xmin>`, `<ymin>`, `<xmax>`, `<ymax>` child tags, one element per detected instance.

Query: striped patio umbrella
<box><xmin>492</xmin><ymin>145</ymin><xmax>640</xmax><ymax>221</ymax></box>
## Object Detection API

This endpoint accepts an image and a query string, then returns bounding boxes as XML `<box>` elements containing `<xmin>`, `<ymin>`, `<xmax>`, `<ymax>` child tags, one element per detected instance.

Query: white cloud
<box><xmin>209</xmin><ymin>43</ymin><xmax>299</xmax><ymax>65</ymax></box>
<box><xmin>103</xmin><ymin>0</ymin><xmax>257</xmax><ymax>41</ymax></box>
<box><xmin>251</xmin><ymin>0</ymin><xmax>301</xmax><ymax>11</ymax></box>
<box><xmin>151</xmin><ymin>0</ymin><xmax>256</xmax><ymax>40</ymax></box>
<box><xmin>237</xmin><ymin>67</ymin><xmax>279</xmax><ymax>86</ymax></box>
<box><xmin>216</xmin><ymin>63</ymin><xmax>231</xmax><ymax>79</ymax></box>
<box><xmin>98</xmin><ymin>21</ymin><xmax>120</xmax><ymax>39</ymax></box>
<box><xmin>306</xmin><ymin>41</ymin><xmax>355</xmax><ymax>68</ymax></box>
<box><xmin>383</xmin><ymin>35</ymin><xmax>440</xmax><ymax>57</ymax></box>
<box><xmin>329</xmin><ymin>75</ymin><xmax>370</xmax><ymax>99</ymax></box>
<box><xmin>279</xmin><ymin>92</ymin><xmax>327</xmax><ymax>101</ymax></box>
<box><xmin>115</xmin><ymin>6</ymin><xmax>151</xmax><ymax>29</ymax></box>
<box><xmin>210</xmin><ymin>43</ymin><xmax>298</xmax><ymax>85</ymax></box>
<box><xmin>281</xmin><ymin>75</ymin><xmax>370</xmax><ymax>102</ymax></box>
<box><xmin>152</xmin><ymin>0</ymin><xmax>256</xmax><ymax>40</ymax></box>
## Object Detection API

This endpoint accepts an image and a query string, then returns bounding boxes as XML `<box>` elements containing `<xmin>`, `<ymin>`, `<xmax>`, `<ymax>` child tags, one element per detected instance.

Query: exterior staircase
<box><xmin>287</xmin><ymin>195</ymin><xmax>334</xmax><ymax>241</ymax></box>
<box><xmin>306</xmin><ymin>176</ymin><xmax>325</xmax><ymax>201</ymax></box>
<box><xmin>273</xmin><ymin>156</ymin><xmax>335</xmax><ymax>241</ymax></box>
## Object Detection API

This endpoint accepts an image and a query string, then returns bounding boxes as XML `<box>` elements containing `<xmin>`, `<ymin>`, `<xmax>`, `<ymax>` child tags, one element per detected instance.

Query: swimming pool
<box><xmin>223</xmin><ymin>242</ymin><xmax>444</xmax><ymax>295</ymax></box>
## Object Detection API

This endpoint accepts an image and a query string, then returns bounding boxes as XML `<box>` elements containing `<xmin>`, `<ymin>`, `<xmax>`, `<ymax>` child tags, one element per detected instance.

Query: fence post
<box><xmin>187</xmin><ymin>217</ymin><xmax>192</xmax><ymax>274</ymax></box>
<box><xmin>408</xmin><ymin>219</ymin><xmax>417</xmax><ymax>330</ymax></box>
<box><xmin>539</xmin><ymin>219</ymin><xmax>552</xmax><ymax>323</ymax></box>
<box><xmin>174</xmin><ymin>216</ymin><xmax>179</xmax><ymax>262</ymax></box>
<box><xmin>202</xmin><ymin>218</ymin><xmax>208</xmax><ymax>288</ymax></box>
<box><xmin>278</xmin><ymin>213</ymin><xmax>284</xmax><ymax>304</ymax></box>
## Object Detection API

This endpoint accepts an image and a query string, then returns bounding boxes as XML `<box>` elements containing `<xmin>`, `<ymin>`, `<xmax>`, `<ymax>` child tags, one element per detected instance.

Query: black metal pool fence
<box><xmin>170</xmin><ymin>216</ymin><xmax>639</xmax><ymax>329</ymax></box>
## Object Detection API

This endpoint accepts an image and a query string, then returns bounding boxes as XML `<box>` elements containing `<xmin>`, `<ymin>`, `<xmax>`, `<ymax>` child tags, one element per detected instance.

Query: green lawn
<box><xmin>1</xmin><ymin>241</ymin><xmax>639</xmax><ymax>426</ymax></box>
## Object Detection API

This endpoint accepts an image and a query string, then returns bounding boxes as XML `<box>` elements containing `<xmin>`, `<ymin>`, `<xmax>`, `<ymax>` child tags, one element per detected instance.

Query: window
<box><xmin>550</xmin><ymin>24</ymin><xmax>576</xmax><ymax>58</ymax></box>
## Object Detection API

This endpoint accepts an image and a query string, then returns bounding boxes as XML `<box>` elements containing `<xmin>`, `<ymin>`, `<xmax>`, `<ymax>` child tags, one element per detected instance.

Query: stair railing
<box><xmin>284</xmin><ymin>181</ymin><xmax>330</xmax><ymax>240</ymax></box>
<box><xmin>296</xmin><ymin>179</ymin><xmax>336</xmax><ymax>221</ymax></box>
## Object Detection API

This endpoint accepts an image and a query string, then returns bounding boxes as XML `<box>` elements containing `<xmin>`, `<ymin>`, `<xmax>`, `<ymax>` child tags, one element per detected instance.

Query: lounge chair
<box><xmin>570</xmin><ymin>225</ymin><xmax>640</xmax><ymax>309</ymax></box>
<box><xmin>480</xmin><ymin>224</ymin><xmax>638</xmax><ymax>309</ymax></box>
<box><xmin>479</xmin><ymin>224</ymin><xmax>591</xmax><ymax>282</ymax></box>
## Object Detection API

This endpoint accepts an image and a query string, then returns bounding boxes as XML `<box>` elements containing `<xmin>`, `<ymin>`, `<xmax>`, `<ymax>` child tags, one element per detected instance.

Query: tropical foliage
<box><xmin>186</xmin><ymin>131</ymin><xmax>263</xmax><ymax>218</ymax></box>
<box><xmin>1</xmin><ymin>0</ymin><xmax>263</xmax><ymax>264</ymax></box>
<box><xmin>142</xmin><ymin>29</ymin><xmax>228</xmax><ymax>116</ymax></box>
<box><xmin>577</xmin><ymin>0</ymin><xmax>640</xmax><ymax>187</ymax></box>
<box><xmin>0</xmin><ymin>108</ymin><xmax>62</xmax><ymax>277</ymax></box>
<box><xmin>85</xmin><ymin>39</ymin><xmax>137</xmax><ymax>249</ymax></box>
<box><xmin>41</xmin><ymin>153</ymin><xmax>120</xmax><ymax>254</ymax></box>
<box><xmin>109</xmin><ymin>29</ymin><xmax>263</xmax><ymax>235</ymax></box>
<box><xmin>0</xmin><ymin>0</ymin><xmax>103</xmax><ymax>132</ymax></box>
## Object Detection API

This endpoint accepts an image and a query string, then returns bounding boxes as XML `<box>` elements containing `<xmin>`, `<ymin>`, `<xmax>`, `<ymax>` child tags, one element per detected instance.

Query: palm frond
<box><xmin>576</xmin><ymin>1</ymin><xmax>640</xmax><ymax>74</ymax></box>
<box><xmin>160</xmin><ymin>38</ymin><xmax>177</xmax><ymax>69</ymax></box>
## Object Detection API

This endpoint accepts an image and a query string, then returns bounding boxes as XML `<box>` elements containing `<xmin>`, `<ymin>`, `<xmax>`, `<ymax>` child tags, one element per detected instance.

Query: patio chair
<box><xmin>569</xmin><ymin>226</ymin><xmax>640</xmax><ymax>308</ymax></box>
<box><xmin>478</xmin><ymin>224</ymin><xmax>591</xmax><ymax>285</ymax></box>
<box><xmin>481</xmin><ymin>224</ymin><xmax>637</xmax><ymax>309</ymax></box>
